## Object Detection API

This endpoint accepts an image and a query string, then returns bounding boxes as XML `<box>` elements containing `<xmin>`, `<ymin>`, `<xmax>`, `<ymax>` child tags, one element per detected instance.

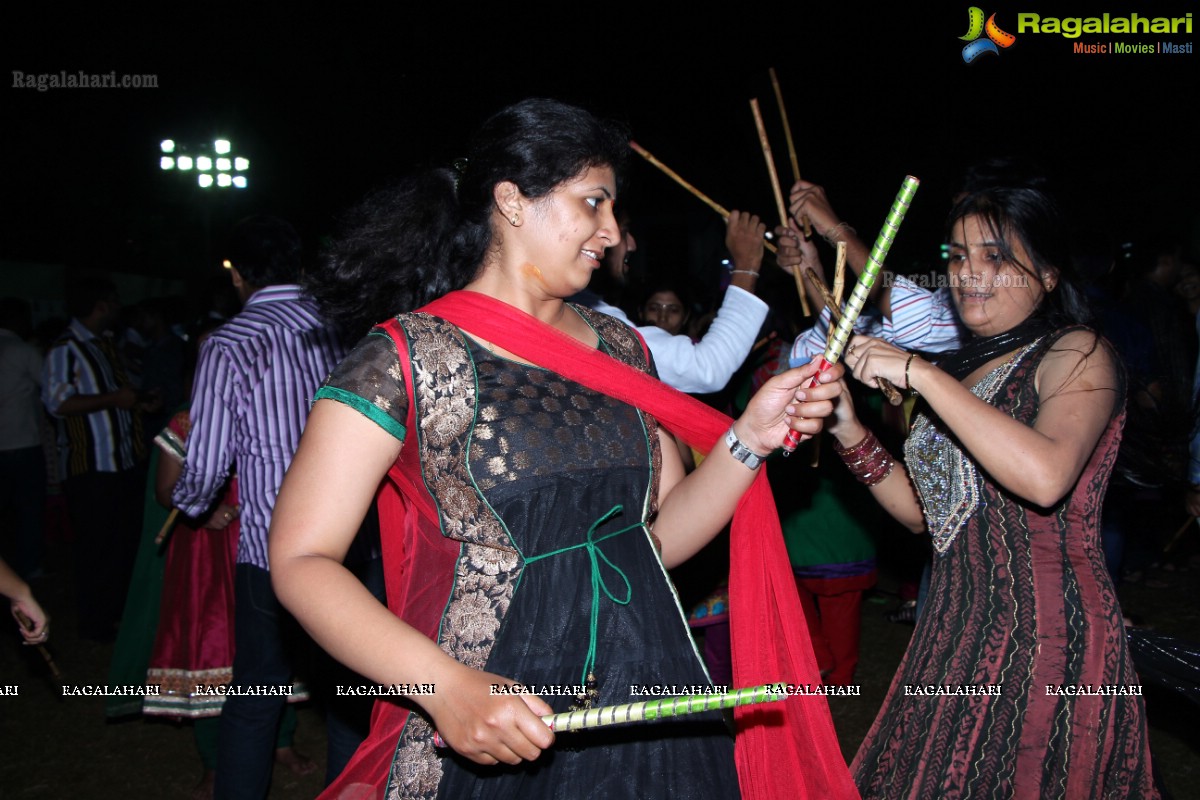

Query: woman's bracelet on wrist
<box><xmin>833</xmin><ymin>429</ymin><xmax>895</xmax><ymax>486</ymax></box>
<box><xmin>725</xmin><ymin>425</ymin><xmax>766</xmax><ymax>470</ymax></box>
<box><xmin>905</xmin><ymin>353</ymin><xmax>920</xmax><ymax>395</ymax></box>
<box><xmin>729</xmin><ymin>269</ymin><xmax>760</xmax><ymax>279</ymax></box>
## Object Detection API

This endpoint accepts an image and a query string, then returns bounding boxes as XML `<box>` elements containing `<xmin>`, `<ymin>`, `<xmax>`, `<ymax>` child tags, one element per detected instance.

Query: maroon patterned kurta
<box><xmin>852</xmin><ymin>330</ymin><xmax>1158</xmax><ymax>799</ymax></box>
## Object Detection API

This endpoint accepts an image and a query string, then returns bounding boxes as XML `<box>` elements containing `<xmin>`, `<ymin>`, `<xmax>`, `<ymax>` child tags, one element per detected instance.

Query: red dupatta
<box><xmin>418</xmin><ymin>291</ymin><xmax>858</xmax><ymax>799</ymax></box>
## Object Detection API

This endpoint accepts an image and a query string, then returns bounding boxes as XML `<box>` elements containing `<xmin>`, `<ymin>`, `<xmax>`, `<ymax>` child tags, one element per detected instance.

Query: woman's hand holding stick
<box><xmin>14</xmin><ymin>608</ymin><xmax>62</xmax><ymax>679</ymax></box>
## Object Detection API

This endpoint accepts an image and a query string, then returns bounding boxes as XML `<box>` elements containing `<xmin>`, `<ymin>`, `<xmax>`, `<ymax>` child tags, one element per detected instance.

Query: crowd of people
<box><xmin>3</xmin><ymin>97</ymin><xmax>1196</xmax><ymax>798</ymax></box>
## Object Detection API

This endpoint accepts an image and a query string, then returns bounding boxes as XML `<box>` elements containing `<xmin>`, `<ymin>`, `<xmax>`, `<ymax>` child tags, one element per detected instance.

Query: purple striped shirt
<box><xmin>173</xmin><ymin>285</ymin><xmax>345</xmax><ymax>569</ymax></box>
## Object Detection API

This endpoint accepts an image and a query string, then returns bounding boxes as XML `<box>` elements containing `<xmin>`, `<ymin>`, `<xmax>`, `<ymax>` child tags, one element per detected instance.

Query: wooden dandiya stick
<box><xmin>805</xmin><ymin>268</ymin><xmax>842</xmax><ymax>326</ymax></box>
<box><xmin>1163</xmin><ymin>516</ymin><xmax>1198</xmax><ymax>553</ymax></box>
<box><xmin>749</xmin><ymin>99</ymin><xmax>810</xmax><ymax>316</ymax></box>
<box><xmin>14</xmin><ymin>608</ymin><xmax>62</xmax><ymax>680</ymax></box>
<box><xmin>782</xmin><ymin>176</ymin><xmax>920</xmax><ymax>455</ymax></box>
<box><xmin>628</xmin><ymin>141</ymin><xmax>777</xmax><ymax>254</ymax></box>
<box><xmin>813</xmin><ymin>245</ymin><xmax>850</xmax><ymax>466</ymax></box>
<box><xmin>769</xmin><ymin>69</ymin><xmax>801</xmax><ymax>188</ymax></box>
<box><xmin>749</xmin><ymin>99</ymin><xmax>791</xmax><ymax>231</ymax></box>
<box><xmin>805</xmin><ymin>268</ymin><xmax>902</xmax><ymax>406</ymax></box>
<box><xmin>154</xmin><ymin>508</ymin><xmax>180</xmax><ymax>546</ymax></box>
<box><xmin>832</xmin><ymin>241</ymin><xmax>847</xmax><ymax>309</ymax></box>
<box><xmin>809</xmin><ymin>244</ymin><xmax>848</xmax><ymax>468</ymax></box>
<box><xmin>433</xmin><ymin>684</ymin><xmax>785</xmax><ymax>746</ymax></box>
<box><xmin>630</xmin><ymin>141</ymin><xmax>731</xmax><ymax>218</ymax></box>
<box><xmin>768</xmin><ymin>68</ymin><xmax>812</xmax><ymax>238</ymax></box>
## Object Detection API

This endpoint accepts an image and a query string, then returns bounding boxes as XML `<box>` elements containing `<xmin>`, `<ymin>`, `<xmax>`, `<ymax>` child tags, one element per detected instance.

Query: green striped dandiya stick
<box><xmin>823</xmin><ymin>175</ymin><xmax>921</xmax><ymax>364</ymax></box>
<box><xmin>545</xmin><ymin>683</ymin><xmax>784</xmax><ymax>733</ymax></box>
<box><xmin>782</xmin><ymin>175</ymin><xmax>921</xmax><ymax>454</ymax></box>
<box><xmin>431</xmin><ymin>684</ymin><xmax>785</xmax><ymax>746</ymax></box>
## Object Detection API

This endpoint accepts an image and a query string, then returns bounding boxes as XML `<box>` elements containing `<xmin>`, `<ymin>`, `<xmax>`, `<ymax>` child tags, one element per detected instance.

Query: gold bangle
<box><xmin>905</xmin><ymin>353</ymin><xmax>919</xmax><ymax>394</ymax></box>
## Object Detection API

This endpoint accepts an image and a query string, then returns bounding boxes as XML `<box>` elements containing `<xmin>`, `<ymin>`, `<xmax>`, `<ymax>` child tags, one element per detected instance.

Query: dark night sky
<box><xmin>3</xmin><ymin>2</ymin><xmax>1198</xmax><ymax>293</ymax></box>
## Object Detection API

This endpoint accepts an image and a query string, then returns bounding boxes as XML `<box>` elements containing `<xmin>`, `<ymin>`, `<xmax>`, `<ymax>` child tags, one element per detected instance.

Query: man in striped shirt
<box><xmin>785</xmin><ymin>180</ymin><xmax>965</xmax><ymax>366</ymax></box>
<box><xmin>173</xmin><ymin>216</ymin><xmax>345</xmax><ymax>799</ymax></box>
<box><xmin>42</xmin><ymin>275</ymin><xmax>152</xmax><ymax>641</ymax></box>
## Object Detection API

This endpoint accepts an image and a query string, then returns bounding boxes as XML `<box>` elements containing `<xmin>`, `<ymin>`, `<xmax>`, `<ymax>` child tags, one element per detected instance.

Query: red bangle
<box><xmin>833</xmin><ymin>430</ymin><xmax>895</xmax><ymax>486</ymax></box>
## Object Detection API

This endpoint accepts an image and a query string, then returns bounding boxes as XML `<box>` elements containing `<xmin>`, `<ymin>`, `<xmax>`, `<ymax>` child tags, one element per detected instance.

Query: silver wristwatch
<box><xmin>725</xmin><ymin>426</ymin><xmax>765</xmax><ymax>470</ymax></box>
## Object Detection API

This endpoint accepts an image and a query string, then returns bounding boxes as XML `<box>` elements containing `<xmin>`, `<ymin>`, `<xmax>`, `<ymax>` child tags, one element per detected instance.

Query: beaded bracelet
<box><xmin>833</xmin><ymin>429</ymin><xmax>895</xmax><ymax>486</ymax></box>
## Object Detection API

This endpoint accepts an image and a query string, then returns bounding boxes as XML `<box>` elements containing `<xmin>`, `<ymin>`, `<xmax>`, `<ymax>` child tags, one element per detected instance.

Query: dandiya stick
<box><xmin>628</xmin><ymin>141</ymin><xmax>777</xmax><ymax>254</ymax></box>
<box><xmin>1163</xmin><ymin>516</ymin><xmax>1197</xmax><ymax>553</ymax></box>
<box><xmin>769</xmin><ymin>69</ymin><xmax>801</xmax><ymax>187</ymax></box>
<box><xmin>630</xmin><ymin>141</ymin><xmax>731</xmax><ymax>218</ymax></box>
<box><xmin>832</xmin><ymin>241</ymin><xmax>847</xmax><ymax>309</ymax></box>
<box><xmin>750</xmin><ymin>99</ymin><xmax>791</xmax><ymax>231</ymax></box>
<box><xmin>154</xmin><ymin>508</ymin><xmax>180</xmax><ymax>546</ymax></box>
<box><xmin>809</xmin><ymin>244</ymin><xmax>848</xmax><ymax>468</ymax></box>
<box><xmin>750</xmin><ymin>99</ymin><xmax>810</xmax><ymax>316</ymax></box>
<box><xmin>768</xmin><ymin>68</ymin><xmax>812</xmax><ymax>238</ymax></box>
<box><xmin>14</xmin><ymin>608</ymin><xmax>63</xmax><ymax>680</ymax></box>
<box><xmin>805</xmin><ymin>268</ymin><xmax>842</xmax><ymax>326</ymax></box>
<box><xmin>804</xmin><ymin>269</ymin><xmax>901</xmax><ymax>405</ymax></box>
<box><xmin>433</xmin><ymin>684</ymin><xmax>785</xmax><ymax>746</ymax></box>
<box><xmin>783</xmin><ymin>176</ymin><xmax>920</xmax><ymax>455</ymax></box>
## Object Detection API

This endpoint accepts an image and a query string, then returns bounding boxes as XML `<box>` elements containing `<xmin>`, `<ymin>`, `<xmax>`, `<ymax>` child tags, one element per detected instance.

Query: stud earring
<box><xmin>509</xmin><ymin>215</ymin><xmax>521</xmax><ymax>226</ymax></box>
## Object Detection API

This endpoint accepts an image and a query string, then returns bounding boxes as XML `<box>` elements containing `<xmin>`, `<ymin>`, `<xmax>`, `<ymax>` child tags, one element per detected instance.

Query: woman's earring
<box><xmin>509</xmin><ymin>215</ymin><xmax>521</xmax><ymax>227</ymax></box>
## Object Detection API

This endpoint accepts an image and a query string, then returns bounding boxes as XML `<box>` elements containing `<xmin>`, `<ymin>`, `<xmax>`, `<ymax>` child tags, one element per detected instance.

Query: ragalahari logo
<box><xmin>960</xmin><ymin>7</ymin><xmax>1017</xmax><ymax>62</ymax></box>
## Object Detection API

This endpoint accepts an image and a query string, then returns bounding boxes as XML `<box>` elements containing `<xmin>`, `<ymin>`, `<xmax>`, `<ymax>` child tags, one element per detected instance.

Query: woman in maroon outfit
<box><xmin>828</xmin><ymin>185</ymin><xmax>1158</xmax><ymax>799</ymax></box>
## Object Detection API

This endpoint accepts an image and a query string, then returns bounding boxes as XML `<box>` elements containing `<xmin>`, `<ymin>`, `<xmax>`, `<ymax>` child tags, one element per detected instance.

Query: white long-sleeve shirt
<box><xmin>587</xmin><ymin>286</ymin><xmax>768</xmax><ymax>394</ymax></box>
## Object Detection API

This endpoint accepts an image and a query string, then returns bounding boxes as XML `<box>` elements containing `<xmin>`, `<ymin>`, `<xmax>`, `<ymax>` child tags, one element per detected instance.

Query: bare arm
<box><xmin>825</xmin><ymin>379</ymin><xmax>926</xmax><ymax>532</ymax></box>
<box><xmin>652</xmin><ymin>360</ymin><xmax>843</xmax><ymax>567</ymax></box>
<box><xmin>269</xmin><ymin>400</ymin><xmax>553</xmax><ymax>765</ymax></box>
<box><xmin>155</xmin><ymin>453</ymin><xmax>183</xmax><ymax>509</ymax></box>
<box><xmin>725</xmin><ymin>210</ymin><xmax>765</xmax><ymax>293</ymax></box>
<box><xmin>847</xmin><ymin>330</ymin><xmax>1119</xmax><ymax>508</ymax></box>
<box><xmin>56</xmin><ymin>387</ymin><xmax>139</xmax><ymax>415</ymax></box>
<box><xmin>0</xmin><ymin>557</ymin><xmax>48</xmax><ymax>642</ymax></box>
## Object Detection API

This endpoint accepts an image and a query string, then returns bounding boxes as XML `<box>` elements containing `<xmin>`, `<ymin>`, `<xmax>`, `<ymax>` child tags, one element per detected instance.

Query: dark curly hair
<box><xmin>309</xmin><ymin>98</ymin><xmax>630</xmax><ymax>337</ymax></box>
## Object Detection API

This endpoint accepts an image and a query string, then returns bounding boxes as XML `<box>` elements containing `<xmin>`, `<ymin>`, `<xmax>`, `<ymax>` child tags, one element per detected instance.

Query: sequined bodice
<box><xmin>904</xmin><ymin>340</ymin><xmax>1041</xmax><ymax>553</ymax></box>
